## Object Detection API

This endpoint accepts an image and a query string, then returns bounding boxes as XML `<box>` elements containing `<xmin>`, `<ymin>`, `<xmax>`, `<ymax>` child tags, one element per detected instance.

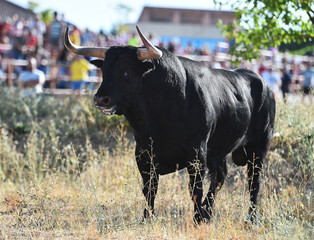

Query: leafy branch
<box><xmin>215</xmin><ymin>0</ymin><xmax>314</xmax><ymax>63</ymax></box>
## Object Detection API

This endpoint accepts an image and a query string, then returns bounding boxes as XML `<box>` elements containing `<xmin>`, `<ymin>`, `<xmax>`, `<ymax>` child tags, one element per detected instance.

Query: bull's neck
<box><xmin>124</xmin><ymin>70</ymin><xmax>185</xmax><ymax>136</ymax></box>
<box><xmin>123</xmin><ymin>95</ymin><xmax>147</xmax><ymax>137</ymax></box>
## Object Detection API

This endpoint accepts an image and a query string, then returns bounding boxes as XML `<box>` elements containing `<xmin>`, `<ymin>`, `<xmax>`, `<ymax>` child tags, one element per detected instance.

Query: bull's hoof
<box><xmin>246</xmin><ymin>206</ymin><xmax>258</xmax><ymax>225</ymax></box>
<box><xmin>193</xmin><ymin>210</ymin><xmax>210</xmax><ymax>225</ymax></box>
<box><xmin>193</xmin><ymin>212</ymin><xmax>203</xmax><ymax>225</ymax></box>
<box><xmin>143</xmin><ymin>208</ymin><xmax>155</xmax><ymax>220</ymax></box>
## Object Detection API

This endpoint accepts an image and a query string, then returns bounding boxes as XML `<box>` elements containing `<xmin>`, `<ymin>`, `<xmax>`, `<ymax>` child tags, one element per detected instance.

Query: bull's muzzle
<box><xmin>94</xmin><ymin>95</ymin><xmax>117</xmax><ymax>115</ymax></box>
<box><xmin>94</xmin><ymin>95</ymin><xmax>111</xmax><ymax>107</ymax></box>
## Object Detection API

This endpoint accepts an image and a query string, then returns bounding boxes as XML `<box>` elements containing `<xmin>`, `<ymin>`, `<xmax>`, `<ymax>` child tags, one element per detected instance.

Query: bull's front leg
<box><xmin>141</xmin><ymin>165</ymin><xmax>159</xmax><ymax>219</ymax></box>
<box><xmin>136</xmin><ymin>145</ymin><xmax>159</xmax><ymax>219</ymax></box>
<box><xmin>187</xmin><ymin>155</ymin><xmax>206</xmax><ymax>224</ymax></box>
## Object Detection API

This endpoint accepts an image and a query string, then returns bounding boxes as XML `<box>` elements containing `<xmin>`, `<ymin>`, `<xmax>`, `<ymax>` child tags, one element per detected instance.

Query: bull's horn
<box><xmin>64</xmin><ymin>26</ymin><xmax>108</xmax><ymax>58</ymax></box>
<box><xmin>136</xmin><ymin>26</ymin><xmax>162</xmax><ymax>60</ymax></box>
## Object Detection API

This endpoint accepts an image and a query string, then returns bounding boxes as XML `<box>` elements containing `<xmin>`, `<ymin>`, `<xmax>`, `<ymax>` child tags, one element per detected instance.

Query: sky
<box><xmin>9</xmin><ymin>0</ymin><xmax>228</xmax><ymax>32</ymax></box>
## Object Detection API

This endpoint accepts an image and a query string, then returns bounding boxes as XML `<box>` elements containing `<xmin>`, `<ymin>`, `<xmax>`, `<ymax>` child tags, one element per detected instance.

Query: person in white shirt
<box><xmin>17</xmin><ymin>57</ymin><xmax>46</xmax><ymax>95</ymax></box>
<box><xmin>302</xmin><ymin>62</ymin><xmax>313</xmax><ymax>104</ymax></box>
<box><xmin>261</xmin><ymin>66</ymin><xmax>280</xmax><ymax>96</ymax></box>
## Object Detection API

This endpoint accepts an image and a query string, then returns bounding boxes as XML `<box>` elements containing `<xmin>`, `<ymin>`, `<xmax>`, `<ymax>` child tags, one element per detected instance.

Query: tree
<box><xmin>27</xmin><ymin>1</ymin><xmax>39</xmax><ymax>11</ymax></box>
<box><xmin>40</xmin><ymin>9</ymin><xmax>53</xmax><ymax>24</ymax></box>
<box><xmin>26</xmin><ymin>1</ymin><xmax>53</xmax><ymax>24</ymax></box>
<box><xmin>215</xmin><ymin>0</ymin><xmax>314</xmax><ymax>62</ymax></box>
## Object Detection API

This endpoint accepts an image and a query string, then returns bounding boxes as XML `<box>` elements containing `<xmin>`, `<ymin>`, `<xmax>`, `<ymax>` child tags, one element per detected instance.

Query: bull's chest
<box><xmin>151</xmin><ymin>137</ymin><xmax>190</xmax><ymax>175</ymax></box>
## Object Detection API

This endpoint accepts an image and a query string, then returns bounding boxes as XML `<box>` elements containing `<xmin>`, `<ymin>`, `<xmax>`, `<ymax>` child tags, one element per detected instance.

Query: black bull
<box><xmin>65</xmin><ymin>27</ymin><xmax>276</xmax><ymax>223</ymax></box>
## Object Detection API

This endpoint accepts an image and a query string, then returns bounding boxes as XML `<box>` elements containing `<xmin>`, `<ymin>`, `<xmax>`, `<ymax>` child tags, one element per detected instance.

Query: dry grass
<box><xmin>0</xmin><ymin>89</ymin><xmax>313</xmax><ymax>239</ymax></box>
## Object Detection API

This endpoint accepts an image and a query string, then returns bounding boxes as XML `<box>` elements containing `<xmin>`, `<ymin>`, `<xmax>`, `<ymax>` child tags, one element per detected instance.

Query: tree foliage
<box><xmin>215</xmin><ymin>0</ymin><xmax>314</xmax><ymax>62</ymax></box>
<box><xmin>26</xmin><ymin>1</ymin><xmax>53</xmax><ymax>24</ymax></box>
<box><xmin>27</xmin><ymin>1</ymin><xmax>39</xmax><ymax>11</ymax></box>
<box><xmin>40</xmin><ymin>9</ymin><xmax>53</xmax><ymax>24</ymax></box>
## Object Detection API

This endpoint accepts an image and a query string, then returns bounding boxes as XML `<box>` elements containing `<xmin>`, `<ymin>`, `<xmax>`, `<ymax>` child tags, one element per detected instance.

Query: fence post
<box><xmin>7</xmin><ymin>59</ymin><xmax>13</xmax><ymax>89</ymax></box>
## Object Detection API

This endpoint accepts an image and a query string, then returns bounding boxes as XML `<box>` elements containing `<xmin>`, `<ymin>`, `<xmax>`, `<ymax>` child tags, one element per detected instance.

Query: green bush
<box><xmin>273</xmin><ymin>101</ymin><xmax>314</xmax><ymax>178</ymax></box>
<box><xmin>0</xmin><ymin>87</ymin><xmax>129</xmax><ymax>181</ymax></box>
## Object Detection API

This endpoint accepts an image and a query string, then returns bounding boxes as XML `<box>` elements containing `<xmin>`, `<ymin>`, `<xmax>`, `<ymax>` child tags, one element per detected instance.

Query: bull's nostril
<box><xmin>103</xmin><ymin>97</ymin><xmax>111</xmax><ymax>105</ymax></box>
<box><xmin>94</xmin><ymin>95</ymin><xmax>111</xmax><ymax>106</ymax></box>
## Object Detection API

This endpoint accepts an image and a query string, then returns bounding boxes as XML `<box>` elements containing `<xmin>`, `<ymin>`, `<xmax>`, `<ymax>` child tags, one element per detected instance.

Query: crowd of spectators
<box><xmin>0</xmin><ymin>11</ymin><xmax>313</xmax><ymax>102</ymax></box>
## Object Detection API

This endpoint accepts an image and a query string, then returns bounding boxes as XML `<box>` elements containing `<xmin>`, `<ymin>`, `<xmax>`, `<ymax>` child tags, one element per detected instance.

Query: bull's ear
<box><xmin>90</xmin><ymin>59</ymin><xmax>104</xmax><ymax>68</ymax></box>
<box><xmin>140</xmin><ymin>61</ymin><xmax>155</xmax><ymax>75</ymax></box>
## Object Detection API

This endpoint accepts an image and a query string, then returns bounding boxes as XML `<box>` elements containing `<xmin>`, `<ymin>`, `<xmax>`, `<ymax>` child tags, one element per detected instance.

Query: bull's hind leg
<box><xmin>202</xmin><ymin>157</ymin><xmax>227</xmax><ymax>221</ymax></box>
<box><xmin>245</xmin><ymin>143</ymin><xmax>266</xmax><ymax>223</ymax></box>
<box><xmin>232</xmin><ymin>143</ymin><xmax>265</xmax><ymax>223</ymax></box>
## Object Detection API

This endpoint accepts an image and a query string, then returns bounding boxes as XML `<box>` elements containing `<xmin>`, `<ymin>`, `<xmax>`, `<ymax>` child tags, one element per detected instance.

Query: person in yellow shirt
<box><xmin>127</xmin><ymin>32</ymin><xmax>139</xmax><ymax>46</ymax></box>
<box><xmin>69</xmin><ymin>55</ymin><xmax>90</xmax><ymax>95</ymax></box>
<box><xmin>70</xmin><ymin>25</ymin><xmax>81</xmax><ymax>46</ymax></box>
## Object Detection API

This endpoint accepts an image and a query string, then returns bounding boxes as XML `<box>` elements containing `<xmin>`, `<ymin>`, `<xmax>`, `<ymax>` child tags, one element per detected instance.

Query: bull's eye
<box><xmin>123</xmin><ymin>72</ymin><xmax>129</xmax><ymax>77</ymax></box>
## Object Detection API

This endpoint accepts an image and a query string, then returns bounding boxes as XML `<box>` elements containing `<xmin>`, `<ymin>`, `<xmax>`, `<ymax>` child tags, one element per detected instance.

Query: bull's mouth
<box><xmin>96</xmin><ymin>105</ymin><xmax>117</xmax><ymax>115</ymax></box>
